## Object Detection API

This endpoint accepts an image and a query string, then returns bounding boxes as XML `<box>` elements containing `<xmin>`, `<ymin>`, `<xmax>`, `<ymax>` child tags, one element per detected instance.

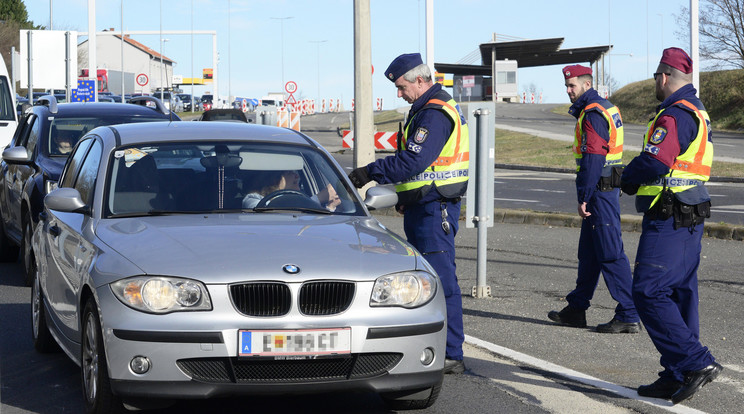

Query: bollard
<box><xmin>472</xmin><ymin>109</ymin><xmax>492</xmax><ymax>298</ymax></box>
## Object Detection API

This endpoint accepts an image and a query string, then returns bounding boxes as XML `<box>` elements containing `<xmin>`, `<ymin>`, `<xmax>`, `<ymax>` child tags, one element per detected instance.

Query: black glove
<box><xmin>621</xmin><ymin>181</ymin><xmax>639</xmax><ymax>195</ymax></box>
<box><xmin>348</xmin><ymin>167</ymin><xmax>371</xmax><ymax>188</ymax></box>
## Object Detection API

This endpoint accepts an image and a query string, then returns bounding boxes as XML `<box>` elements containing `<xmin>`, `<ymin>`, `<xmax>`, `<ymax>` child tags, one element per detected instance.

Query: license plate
<box><xmin>238</xmin><ymin>328</ymin><xmax>351</xmax><ymax>356</ymax></box>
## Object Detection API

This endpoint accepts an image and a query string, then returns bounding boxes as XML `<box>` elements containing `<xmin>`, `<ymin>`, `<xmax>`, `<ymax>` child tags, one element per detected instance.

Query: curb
<box><xmin>372</xmin><ymin>207</ymin><xmax>744</xmax><ymax>242</ymax></box>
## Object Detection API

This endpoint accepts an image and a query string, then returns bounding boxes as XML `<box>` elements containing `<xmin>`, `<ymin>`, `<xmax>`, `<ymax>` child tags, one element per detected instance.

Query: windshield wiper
<box><xmin>252</xmin><ymin>206</ymin><xmax>332</xmax><ymax>215</ymax></box>
<box><xmin>108</xmin><ymin>210</ymin><xmax>203</xmax><ymax>218</ymax></box>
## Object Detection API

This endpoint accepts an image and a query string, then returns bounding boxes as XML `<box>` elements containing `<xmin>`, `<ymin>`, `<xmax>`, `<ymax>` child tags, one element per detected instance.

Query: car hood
<box><xmin>96</xmin><ymin>214</ymin><xmax>422</xmax><ymax>284</ymax></box>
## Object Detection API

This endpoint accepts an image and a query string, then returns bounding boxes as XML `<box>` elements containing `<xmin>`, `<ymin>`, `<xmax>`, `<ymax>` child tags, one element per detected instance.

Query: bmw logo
<box><xmin>282</xmin><ymin>264</ymin><xmax>300</xmax><ymax>274</ymax></box>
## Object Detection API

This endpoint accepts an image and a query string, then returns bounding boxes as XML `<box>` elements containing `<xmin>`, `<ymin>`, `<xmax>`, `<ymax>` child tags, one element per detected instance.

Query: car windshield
<box><xmin>48</xmin><ymin>117</ymin><xmax>168</xmax><ymax>156</ymax></box>
<box><xmin>105</xmin><ymin>142</ymin><xmax>363</xmax><ymax>217</ymax></box>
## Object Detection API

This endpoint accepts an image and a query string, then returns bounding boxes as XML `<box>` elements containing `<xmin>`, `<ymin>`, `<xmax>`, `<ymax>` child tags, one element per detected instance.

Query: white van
<box><xmin>0</xmin><ymin>54</ymin><xmax>18</xmax><ymax>149</ymax></box>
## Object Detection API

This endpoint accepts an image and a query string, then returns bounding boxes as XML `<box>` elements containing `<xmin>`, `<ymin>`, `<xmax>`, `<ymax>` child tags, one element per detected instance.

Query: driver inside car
<box><xmin>242</xmin><ymin>170</ymin><xmax>341</xmax><ymax>211</ymax></box>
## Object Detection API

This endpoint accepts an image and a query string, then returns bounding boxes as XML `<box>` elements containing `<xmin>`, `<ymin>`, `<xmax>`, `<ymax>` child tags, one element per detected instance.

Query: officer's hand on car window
<box><xmin>348</xmin><ymin>167</ymin><xmax>371</xmax><ymax>188</ymax></box>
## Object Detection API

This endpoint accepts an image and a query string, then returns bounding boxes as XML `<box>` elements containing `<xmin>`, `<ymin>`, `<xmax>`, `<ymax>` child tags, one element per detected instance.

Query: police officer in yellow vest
<box><xmin>547</xmin><ymin>65</ymin><xmax>640</xmax><ymax>334</ymax></box>
<box><xmin>348</xmin><ymin>53</ymin><xmax>469</xmax><ymax>374</ymax></box>
<box><xmin>620</xmin><ymin>47</ymin><xmax>721</xmax><ymax>404</ymax></box>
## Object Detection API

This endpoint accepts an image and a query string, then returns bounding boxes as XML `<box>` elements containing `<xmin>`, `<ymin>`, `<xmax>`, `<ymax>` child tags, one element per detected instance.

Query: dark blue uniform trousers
<box><xmin>404</xmin><ymin>199</ymin><xmax>464</xmax><ymax>361</ymax></box>
<box><xmin>632</xmin><ymin>217</ymin><xmax>716</xmax><ymax>381</ymax></box>
<box><xmin>567</xmin><ymin>189</ymin><xmax>639</xmax><ymax>322</ymax></box>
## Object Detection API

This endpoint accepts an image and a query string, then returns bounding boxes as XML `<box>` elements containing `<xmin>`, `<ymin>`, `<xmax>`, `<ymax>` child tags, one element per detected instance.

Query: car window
<box><xmin>11</xmin><ymin>113</ymin><xmax>34</xmax><ymax>147</ymax></box>
<box><xmin>48</xmin><ymin>116</ymin><xmax>167</xmax><ymax>157</ymax></box>
<box><xmin>0</xmin><ymin>76</ymin><xmax>13</xmax><ymax>121</ymax></box>
<box><xmin>74</xmin><ymin>139</ymin><xmax>103</xmax><ymax>206</ymax></box>
<box><xmin>105</xmin><ymin>142</ymin><xmax>362</xmax><ymax>217</ymax></box>
<box><xmin>24</xmin><ymin>115</ymin><xmax>41</xmax><ymax>154</ymax></box>
<box><xmin>59</xmin><ymin>138</ymin><xmax>94</xmax><ymax>188</ymax></box>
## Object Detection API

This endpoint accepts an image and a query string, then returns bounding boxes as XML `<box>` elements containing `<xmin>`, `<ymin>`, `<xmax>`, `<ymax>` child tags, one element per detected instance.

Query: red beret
<box><xmin>562</xmin><ymin>65</ymin><xmax>592</xmax><ymax>80</ymax></box>
<box><xmin>660</xmin><ymin>47</ymin><xmax>692</xmax><ymax>74</ymax></box>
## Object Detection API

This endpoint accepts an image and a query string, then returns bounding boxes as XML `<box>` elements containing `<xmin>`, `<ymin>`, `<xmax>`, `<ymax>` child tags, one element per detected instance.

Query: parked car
<box><xmin>156</xmin><ymin>92</ymin><xmax>184</xmax><ymax>113</ymax></box>
<box><xmin>0</xmin><ymin>54</ymin><xmax>18</xmax><ymax>148</ymax></box>
<box><xmin>31</xmin><ymin>121</ymin><xmax>446</xmax><ymax>413</ymax></box>
<box><xmin>198</xmin><ymin>108</ymin><xmax>250</xmax><ymax>122</ymax></box>
<box><xmin>201</xmin><ymin>94</ymin><xmax>214</xmax><ymax>111</ymax></box>
<box><xmin>177</xmin><ymin>93</ymin><xmax>202</xmax><ymax>111</ymax></box>
<box><xmin>0</xmin><ymin>95</ymin><xmax>178</xmax><ymax>285</ymax></box>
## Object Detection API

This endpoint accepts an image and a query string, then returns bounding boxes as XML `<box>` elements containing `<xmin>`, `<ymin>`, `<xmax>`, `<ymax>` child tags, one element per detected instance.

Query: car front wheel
<box><xmin>31</xmin><ymin>260</ymin><xmax>58</xmax><ymax>353</ymax></box>
<box><xmin>22</xmin><ymin>215</ymin><xmax>34</xmax><ymax>286</ymax></box>
<box><xmin>81</xmin><ymin>299</ymin><xmax>124</xmax><ymax>414</ymax></box>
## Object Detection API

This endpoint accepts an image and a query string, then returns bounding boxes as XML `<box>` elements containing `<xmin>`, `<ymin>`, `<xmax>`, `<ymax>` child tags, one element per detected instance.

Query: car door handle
<box><xmin>49</xmin><ymin>225</ymin><xmax>60</xmax><ymax>237</ymax></box>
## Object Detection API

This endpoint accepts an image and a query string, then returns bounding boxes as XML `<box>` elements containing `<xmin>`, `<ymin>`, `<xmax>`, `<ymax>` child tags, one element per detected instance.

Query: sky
<box><xmin>24</xmin><ymin>0</ymin><xmax>696</xmax><ymax>108</ymax></box>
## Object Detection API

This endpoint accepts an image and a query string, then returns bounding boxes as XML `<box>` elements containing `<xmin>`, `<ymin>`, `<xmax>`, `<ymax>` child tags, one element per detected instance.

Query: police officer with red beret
<box><xmin>621</xmin><ymin>47</ymin><xmax>722</xmax><ymax>404</ymax></box>
<box><xmin>547</xmin><ymin>65</ymin><xmax>641</xmax><ymax>334</ymax></box>
<box><xmin>348</xmin><ymin>53</ymin><xmax>469</xmax><ymax>374</ymax></box>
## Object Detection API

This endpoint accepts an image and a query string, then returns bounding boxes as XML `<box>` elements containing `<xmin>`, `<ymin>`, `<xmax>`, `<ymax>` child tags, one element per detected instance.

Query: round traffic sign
<box><xmin>285</xmin><ymin>81</ymin><xmax>297</xmax><ymax>94</ymax></box>
<box><xmin>136</xmin><ymin>73</ymin><xmax>149</xmax><ymax>87</ymax></box>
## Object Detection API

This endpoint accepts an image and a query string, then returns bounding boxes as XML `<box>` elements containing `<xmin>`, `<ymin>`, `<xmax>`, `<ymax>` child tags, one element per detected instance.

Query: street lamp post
<box><xmin>310</xmin><ymin>40</ymin><xmax>327</xmax><ymax>103</ymax></box>
<box><xmin>271</xmin><ymin>16</ymin><xmax>293</xmax><ymax>88</ymax></box>
<box><xmin>160</xmin><ymin>38</ymin><xmax>169</xmax><ymax>100</ymax></box>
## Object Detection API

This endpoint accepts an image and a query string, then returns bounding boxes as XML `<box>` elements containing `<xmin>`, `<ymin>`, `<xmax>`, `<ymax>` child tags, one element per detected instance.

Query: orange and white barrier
<box><xmin>277</xmin><ymin>107</ymin><xmax>289</xmax><ymax>128</ymax></box>
<box><xmin>341</xmin><ymin>130</ymin><xmax>397</xmax><ymax>150</ymax></box>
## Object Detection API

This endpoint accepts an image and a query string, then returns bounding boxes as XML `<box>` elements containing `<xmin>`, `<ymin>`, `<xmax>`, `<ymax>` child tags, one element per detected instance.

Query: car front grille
<box><xmin>230</xmin><ymin>281</ymin><xmax>355</xmax><ymax>317</ymax></box>
<box><xmin>299</xmin><ymin>281</ymin><xmax>355</xmax><ymax>315</ymax></box>
<box><xmin>176</xmin><ymin>353</ymin><xmax>402</xmax><ymax>383</ymax></box>
<box><xmin>230</xmin><ymin>282</ymin><xmax>291</xmax><ymax>316</ymax></box>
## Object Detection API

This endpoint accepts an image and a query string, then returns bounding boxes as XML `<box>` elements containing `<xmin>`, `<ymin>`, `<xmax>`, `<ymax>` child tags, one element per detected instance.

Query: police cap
<box><xmin>385</xmin><ymin>53</ymin><xmax>423</xmax><ymax>82</ymax></box>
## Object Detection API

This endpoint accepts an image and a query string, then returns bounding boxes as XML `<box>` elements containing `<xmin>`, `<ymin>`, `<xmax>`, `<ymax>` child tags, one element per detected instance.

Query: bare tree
<box><xmin>675</xmin><ymin>0</ymin><xmax>744</xmax><ymax>69</ymax></box>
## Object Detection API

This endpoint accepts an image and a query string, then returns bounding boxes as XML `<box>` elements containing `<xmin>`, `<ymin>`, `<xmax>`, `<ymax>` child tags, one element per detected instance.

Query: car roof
<box><xmin>33</xmin><ymin>101</ymin><xmax>175</xmax><ymax>119</ymax></box>
<box><xmin>103</xmin><ymin>121</ymin><xmax>317</xmax><ymax>147</ymax></box>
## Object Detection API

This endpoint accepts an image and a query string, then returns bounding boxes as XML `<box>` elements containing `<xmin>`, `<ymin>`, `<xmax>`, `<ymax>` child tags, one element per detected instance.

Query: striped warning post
<box><xmin>289</xmin><ymin>112</ymin><xmax>301</xmax><ymax>131</ymax></box>
<box><xmin>277</xmin><ymin>108</ymin><xmax>289</xmax><ymax>128</ymax></box>
<box><xmin>341</xmin><ymin>130</ymin><xmax>397</xmax><ymax>150</ymax></box>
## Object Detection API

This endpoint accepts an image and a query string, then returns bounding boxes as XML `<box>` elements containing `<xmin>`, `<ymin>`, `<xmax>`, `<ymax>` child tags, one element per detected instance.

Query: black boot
<box><xmin>596</xmin><ymin>317</ymin><xmax>642</xmax><ymax>334</ymax></box>
<box><xmin>547</xmin><ymin>305</ymin><xmax>586</xmax><ymax>328</ymax></box>
<box><xmin>637</xmin><ymin>377</ymin><xmax>683</xmax><ymax>399</ymax></box>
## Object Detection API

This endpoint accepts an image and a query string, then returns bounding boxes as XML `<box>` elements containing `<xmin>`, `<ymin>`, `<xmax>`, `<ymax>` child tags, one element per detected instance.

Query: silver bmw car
<box><xmin>31</xmin><ymin>121</ymin><xmax>446</xmax><ymax>413</ymax></box>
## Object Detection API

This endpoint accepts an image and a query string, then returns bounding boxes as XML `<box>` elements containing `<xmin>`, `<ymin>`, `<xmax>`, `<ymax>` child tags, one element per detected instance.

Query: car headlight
<box><xmin>370</xmin><ymin>271</ymin><xmax>437</xmax><ymax>308</ymax></box>
<box><xmin>111</xmin><ymin>276</ymin><xmax>212</xmax><ymax>314</ymax></box>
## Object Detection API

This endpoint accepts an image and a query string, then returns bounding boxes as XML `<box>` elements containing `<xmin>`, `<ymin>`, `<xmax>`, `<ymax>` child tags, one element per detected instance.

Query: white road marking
<box><xmin>466</xmin><ymin>334</ymin><xmax>708</xmax><ymax>414</ymax></box>
<box><xmin>495</xmin><ymin>198</ymin><xmax>540</xmax><ymax>203</ymax></box>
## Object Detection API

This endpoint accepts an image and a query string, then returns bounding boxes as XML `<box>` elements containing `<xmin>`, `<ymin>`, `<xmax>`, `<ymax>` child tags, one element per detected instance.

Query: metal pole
<box><xmin>691</xmin><ymin>0</ymin><xmax>700</xmax><ymax>94</ymax></box>
<box><xmin>27</xmin><ymin>31</ymin><xmax>33</xmax><ymax>102</ymax></box>
<box><xmin>65</xmin><ymin>31</ymin><xmax>70</xmax><ymax>101</ymax></box>
<box><xmin>474</xmin><ymin>108</ymin><xmax>491</xmax><ymax>298</ymax></box>
<box><xmin>120</xmin><ymin>0</ymin><xmax>124</xmax><ymax>97</ymax></box>
<box><xmin>191</xmin><ymin>0</ymin><xmax>194</xmax><ymax>112</ymax></box>
<box><xmin>352</xmin><ymin>0</ymin><xmax>374</xmax><ymax>169</ymax></box>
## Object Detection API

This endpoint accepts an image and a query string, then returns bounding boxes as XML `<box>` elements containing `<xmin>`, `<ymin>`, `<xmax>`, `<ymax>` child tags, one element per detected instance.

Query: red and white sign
<box><xmin>341</xmin><ymin>130</ymin><xmax>397</xmax><ymax>150</ymax></box>
<box><xmin>462</xmin><ymin>75</ymin><xmax>475</xmax><ymax>88</ymax></box>
<box><xmin>136</xmin><ymin>73</ymin><xmax>149</xmax><ymax>86</ymax></box>
<box><xmin>285</xmin><ymin>81</ymin><xmax>298</xmax><ymax>94</ymax></box>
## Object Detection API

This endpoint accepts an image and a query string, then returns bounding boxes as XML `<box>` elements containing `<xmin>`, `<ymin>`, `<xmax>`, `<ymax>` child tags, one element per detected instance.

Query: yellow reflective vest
<box><xmin>573</xmin><ymin>100</ymin><xmax>624</xmax><ymax>172</ymax></box>
<box><xmin>395</xmin><ymin>91</ymin><xmax>469</xmax><ymax>202</ymax></box>
<box><xmin>637</xmin><ymin>99</ymin><xmax>713</xmax><ymax>207</ymax></box>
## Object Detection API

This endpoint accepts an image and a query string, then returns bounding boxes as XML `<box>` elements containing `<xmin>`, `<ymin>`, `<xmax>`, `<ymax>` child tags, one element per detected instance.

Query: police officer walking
<box><xmin>548</xmin><ymin>65</ymin><xmax>641</xmax><ymax>334</ymax></box>
<box><xmin>621</xmin><ymin>47</ymin><xmax>721</xmax><ymax>404</ymax></box>
<box><xmin>348</xmin><ymin>53</ymin><xmax>469</xmax><ymax>374</ymax></box>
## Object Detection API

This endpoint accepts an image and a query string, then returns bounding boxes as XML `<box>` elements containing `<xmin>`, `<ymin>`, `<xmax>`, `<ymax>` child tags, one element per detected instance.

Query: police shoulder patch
<box><xmin>413</xmin><ymin>127</ymin><xmax>429</xmax><ymax>144</ymax></box>
<box><xmin>649</xmin><ymin>127</ymin><xmax>667</xmax><ymax>145</ymax></box>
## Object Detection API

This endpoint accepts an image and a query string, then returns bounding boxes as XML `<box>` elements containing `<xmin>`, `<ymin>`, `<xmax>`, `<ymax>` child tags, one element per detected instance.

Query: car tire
<box><xmin>31</xmin><ymin>260</ymin><xmax>59</xmax><ymax>353</ymax></box>
<box><xmin>0</xmin><ymin>215</ymin><xmax>20</xmax><ymax>262</ymax></box>
<box><xmin>380</xmin><ymin>377</ymin><xmax>442</xmax><ymax>410</ymax></box>
<box><xmin>22</xmin><ymin>214</ymin><xmax>34</xmax><ymax>286</ymax></box>
<box><xmin>82</xmin><ymin>299</ymin><xmax>125</xmax><ymax>414</ymax></box>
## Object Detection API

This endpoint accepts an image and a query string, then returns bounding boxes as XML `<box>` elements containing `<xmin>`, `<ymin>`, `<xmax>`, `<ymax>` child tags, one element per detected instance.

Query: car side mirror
<box><xmin>1</xmin><ymin>146</ymin><xmax>32</xmax><ymax>165</ymax></box>
<box><xmin>44</xmin><ymin>187</ymin><xmax>90</xmax><ymax>214</ymax></box>
<box><xmin>363</xmin><ymin>186</ymin><xmax>398</xmax><ymax>211</ymax></box>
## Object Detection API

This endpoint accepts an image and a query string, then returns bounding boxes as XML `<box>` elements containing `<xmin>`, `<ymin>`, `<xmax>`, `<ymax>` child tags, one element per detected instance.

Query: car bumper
<box><xmin>97</xmin><ymin>284</ymin><xmax>447</xmax><ymax>399</ymax></box>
